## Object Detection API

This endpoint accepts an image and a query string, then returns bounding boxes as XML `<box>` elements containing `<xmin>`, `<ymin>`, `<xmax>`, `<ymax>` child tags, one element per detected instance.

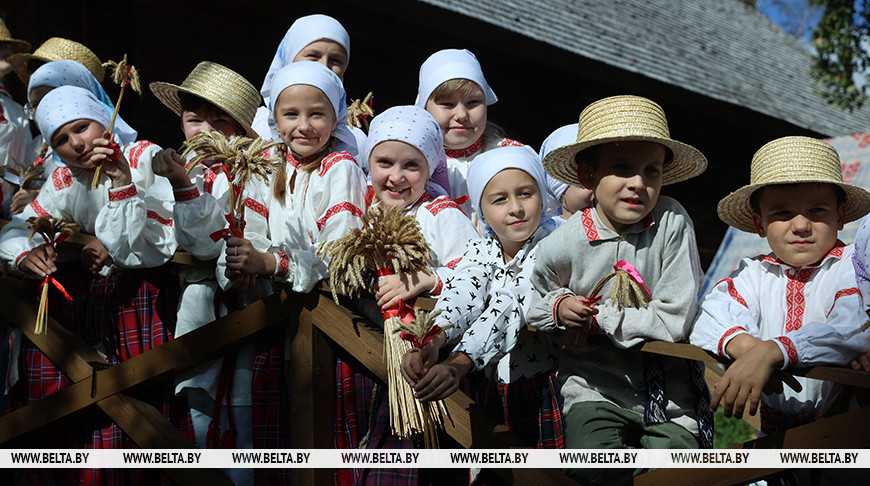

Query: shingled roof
<box><xmin>418</xmin><ymin>0</ymin><xmax>870</xmax><ymax>137</ymax></box>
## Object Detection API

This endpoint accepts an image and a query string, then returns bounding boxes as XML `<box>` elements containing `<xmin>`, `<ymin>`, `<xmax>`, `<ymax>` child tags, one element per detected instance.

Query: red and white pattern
<box><xmin>773</xmin><ymin>336</ymin><xmax>798</xmax><ymax>368</ymax></box>
<box><xmin>244</xmin><ymin>197</ymin><xmax>269</xmax><ymax>219</ymax></box>
<box><xmin>444</xmin><ymin>138</ymin><xmax>483</xmax><ymax>159</ymax></box>
<box><xmin>580</xmin><ymin>207</ymin><xmax>600</xmax><ymax>241</ymax></box>
<box><xmin>52</xmin><ymin>167</ymin><xmax>73</xmax><ymax>191</ymax></box>
<box><xmin>431</xmin><ymin>274</ymin><xmax>443</xmax><ymax>296</ymax></box>
<box><xmin>286</xmin><ymin>151</ymin><xmax>302</xmax><ymax>169</ymax></box>
<box><xmin>842</xmin><ymin>162</ymin><xmax>860</xmax><ymax>184</ymax></box>
<box><xmin>127</xmin><ymin>141</ymin><xmax>155</xmax><ymax>169</ymax></box>
<box><xmin>203</xmin><ymin>169</ymin><xmax>218</xmax><ymax>195</ymax></box>
<box><xmin>553</xmin><ymin>295</ymin><xmax>571</xmax><ymax>328</ymax></box>
<box><xmin>109</xmin><ymin>185</ymin><xmax>138</xmax><ymax>202</ymax></box>
<box><xmin>716</xmin><ymin>278</ymin><xmax>748</xmax><ymax>308</ymax></box>
<box><xmin>318</xmin><ymin>152</ymin><xmax>356</xmax><ymax>177</ymax></box>
<box><xmin>828</xmin><ymin>287</ymin><xmax>860</xmax><ymax>317</ymax></box>
<box><xmin>147</xmin><ymin>210</ymin><xmax>173</xmax><ymax>227</ymax></box>
<box><xmin>275</xmin><ymin>253</ymin><xmax>290</xmax><ymax>279</ymax></box>
<box><xmin>316</xmin><ymin>202</ymin><xmax>363</xmax><ymax>231</ymax></box>
<box><xmin>784</xmin><ymin>268</ymin><xmax>812</xmax><ymax>333</ymax></box>
<box><xmin>424</xmin><ymin>196</ymin><xmax>462</xmax><ymax>216</ymax></box>
<box><xmin>174</xmin><ymin>186</ymin><xmax>200</xmax><ymax>202</ymax></box>
<box><xmin>446</xmin><ymin>258</ymin><xmax>462</xmax><ymax>270</ymax></box>
<box><xmin>718</xmin><ymin>326</ymin><xmax>747</xmax><ymax>358</ymax></box>
<box><xmin>14</xmin><ymin>251</ymin><xmax>30</xmax><ymax>269</ymax></box>
<box><xmin>498</xmin><ymin>138</ymin><xmax>524</xmax><ymax>148</ymax></box>
<box><xmin>29</xmin><ymin>199</ymin><xmax>50</xmax><ymax>217</ymax></box>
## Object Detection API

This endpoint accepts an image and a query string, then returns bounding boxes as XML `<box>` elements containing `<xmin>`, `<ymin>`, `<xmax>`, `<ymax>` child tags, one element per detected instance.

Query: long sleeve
<box><xmin>0</xmin><ymin>178</ymin><xmax>65</xmax><ymax>268</ymax></box>
<box><xmin>527</xmin><ymin>241</ymin><xmax>577</xmax><ymax>332</ymax></box>
<box><xmin>432</xmin><ymin>238</ymin><xmax>493</xmax><ymax>343</ymax></box>
<box><xmin>94</xmin><ymin>184</ymin><xmax>177</xmax><ymax>268</ymax></box>
<box><xmin>173</xmin><ymin>185</ymin><xmax>228</xmax><ymax>260</ymax></box>
<box><xmin>216</xmin><ymin>181</ymin><xmax>274</xmax><ymax>291</ymax></box>
<box><xmin>416</xmin><ymin>195</ymin><xmax>478</xmax><ymax>295</ymax></box>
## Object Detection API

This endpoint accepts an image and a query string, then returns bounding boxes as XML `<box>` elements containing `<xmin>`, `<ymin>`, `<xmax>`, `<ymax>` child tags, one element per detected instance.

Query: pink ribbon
<box><xmin>614</xmin><ymin>260</ymin><xmax>651</xmax><ymax>297</ymax></box>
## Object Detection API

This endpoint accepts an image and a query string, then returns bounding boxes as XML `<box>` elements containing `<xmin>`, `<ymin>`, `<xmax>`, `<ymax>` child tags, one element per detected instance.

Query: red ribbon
<box><xmin>40</xmin><ymin>275</ymin><xmax>74</xmax><ymax>303</ymax></box>
<box><xmin>33</xmin><ymin>157</ymin><xmax>45</xmax><ymax>166</ymax></box>
<box><xmin>107</xmin><ymin>142</ymin><xmax>122</xmax><ymax>163</ymax></box>
<box><xmin>382</xmin><ymin>299</ymin><xmax>414</xmax><ymax>325</ymax></box>
<box><xmin>209</xmin><ymin>214</ymin><xmax>245</xmax><ymax>242</ymax></box>
<box><xmin>400</xmin><ymin>324</ymin><xmax>443</xmax><ymax>348</ymax></box>
<box><xmin>614</xmin><ymin>260</ymin><xmax>651</xmax><ymax>297</ymax></box>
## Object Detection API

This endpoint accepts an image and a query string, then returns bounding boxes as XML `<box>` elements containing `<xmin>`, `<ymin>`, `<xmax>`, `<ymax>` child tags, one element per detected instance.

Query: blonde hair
<box><xmin>272</xmin><ymin>137</ymin><xmax>338</xmax><ymax>202</ymax></box>
<box><xmin>428</xmin><ymin>78</ymin><xmax>506</xmax><ymax>147</ymax></box>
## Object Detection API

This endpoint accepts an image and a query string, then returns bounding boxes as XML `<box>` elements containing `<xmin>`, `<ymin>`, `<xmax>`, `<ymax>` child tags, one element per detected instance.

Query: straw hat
<box><xmin>543</xmin><ymin>95</ymin><xmax>707</xmax><ymax>187</ymax></box>
<box><xmin>0</xmin><ymin>18</ymin><xmax>31</xmax><ymax>54</ymax></box>
<box><xmin>149</xmin><ymin>62</ymin><xmax>260</xmax><ymax>137</ymax></box>
<box><xmin>9</xmin><ymin>37</ymin><xmax>104</xmax><ymax>84</ymax></box>
<box><xmin>717</xmin><ymin>136</ymin><xmax>870</xmax><ymax>233</ymax></box>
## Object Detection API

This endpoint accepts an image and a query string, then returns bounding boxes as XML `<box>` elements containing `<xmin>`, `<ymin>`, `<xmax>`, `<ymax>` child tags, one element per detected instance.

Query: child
<box><xmin>149</xmin><ymin>61</ymin><xmax>265</xmax><ymax>485</ymax></box>
<box><xmin>691</xmin><ymin>136</ymin><xmax>870</xmax><ymax>435</ymax></box>
<box><xmin>415</xmin><ymin>48</ymin><xmax>523</xmax><ymax>213</ymax></box>
<box><xmin>0</xmin><ymin>85</ymin><xmax>185</xmax><ymax>485</ymax></box>
<box><xmin>852</xmin><ymin>214</ymin><xmax>870</xmax><ymax>372</ymax></box>
<box><xmin>339</xmin><ymin>105</ymin><xmax>477</xmax><ymax>485</ymax></box>
<box><xmin>8</xmin><ymin>36</ymin><xmax>105</xmax><ymax>85</ymax></box>
<box><xmin>0</xmin><ymin>18</ymin><xmax>31</xmax><ymax>216</ymax></box>
<box><xmin>400</xmin><ymin>145</ymin><xmax>565</xmax><ymax>455</ymax></box>
<box><xmin>529</xmin><ymin>95</ymin><xmax>710</xmax><ymax>485</ymax></box>
<box><xmin>540</xmin><ymin>124</ymin><xmax>593</xmax><ymax>224</ymax></box>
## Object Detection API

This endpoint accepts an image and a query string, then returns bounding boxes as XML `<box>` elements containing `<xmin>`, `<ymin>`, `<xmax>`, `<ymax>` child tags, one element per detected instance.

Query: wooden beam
<box><xmin>308</xmin><ymin>291</ymin><xmax>577</xmax><ymax>486</ymax></box>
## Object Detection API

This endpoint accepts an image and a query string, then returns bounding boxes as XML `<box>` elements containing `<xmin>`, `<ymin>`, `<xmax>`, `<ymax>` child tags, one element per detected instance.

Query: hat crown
<box><xmin>33</xmin><ymin>38</ymin><xmax>104</xmax><ymax>82</ymax></box>
<box><xmin>0</xmin><ymin>18</ymin><xmax>12</xmax><ymax>39</ymax></box>
<box><xmin>575</xmin><ymin>95</ymin><xmax>671</xmax><ymax>144</ymax></box>
<box><xmin>749</xmin><ymin>136</ymin><xmax>842</xmax><ymax>186</ymax></box>
<box><xmin>180</xmin><ymin>62</ymin><xmax>259</xmax><ymax>125</ymax></box>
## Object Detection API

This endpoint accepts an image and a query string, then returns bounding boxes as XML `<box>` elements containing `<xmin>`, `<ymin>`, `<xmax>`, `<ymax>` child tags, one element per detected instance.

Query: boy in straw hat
<box><xmin>530</xmin><ymin>95</ymin><xmax>710</xmax><ymax>484</ymax></box>
<box><xmin>691</xmin><ymin>136</ymin><xmax>870</xmax><ymax>437</ymax></box>
<box><xmin>149</xmin><ymin>61</ymin><xmax>270</xmax><ymax>486</ymax></box>
<box><xmin>8</xmin><ymin>37</ymin><xmax>104</xmax><ymax>85</ymax></box>
<box><xmin>0</xmin><ymin>18</ymin><xmax>32</xmax><ymax>216</ymax></box>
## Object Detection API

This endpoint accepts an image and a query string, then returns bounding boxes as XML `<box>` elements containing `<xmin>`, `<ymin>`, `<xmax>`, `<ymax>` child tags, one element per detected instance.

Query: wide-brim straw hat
<box><xmin>0</xmin><ymin>19</ymin><xmax>31</xmax><ymax>54</ymax></box>
<box><xmin>149</xmin><ymin>61</ymin><xmax>260</xmax><ymax>138</ymax></box>
<box><xmin>9</xmin><ymin>37</ymin><xmax>104</xmax><ymax>84</ymax></box>
<box><xmin>718</xmin><ymin>136</ymin><xmax>870</xmax><ymax>233</ymax></box>
<box><xmin>543</xmin><ymin>95</ymin><xmax>707</xmax><ymax>187</ymax></box>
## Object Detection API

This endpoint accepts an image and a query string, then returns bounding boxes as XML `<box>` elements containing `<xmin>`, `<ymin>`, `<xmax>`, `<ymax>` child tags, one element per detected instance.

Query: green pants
<box><xmin>564</xmin><ymin>401</ymin><xmax>699</xmax><ymax>485</ymax></box>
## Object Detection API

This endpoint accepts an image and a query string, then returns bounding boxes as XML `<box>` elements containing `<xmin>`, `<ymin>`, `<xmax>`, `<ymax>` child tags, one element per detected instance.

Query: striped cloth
<box><xmin>252</xmin><ymin>330</ymin><xmax>293</xmax><ymax>485</ymax></box>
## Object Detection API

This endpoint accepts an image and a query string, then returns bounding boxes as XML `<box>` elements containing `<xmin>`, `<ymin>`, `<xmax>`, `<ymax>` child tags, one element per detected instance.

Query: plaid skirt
<box><xmin>251</xmin><ymin>329</ymin><xmax>293</xmax><ymax>485</ymax></box>
<box><xmin>487</xmin><ymin>371</ymin><xmax>566</xmax><ymax>449</ymax></box>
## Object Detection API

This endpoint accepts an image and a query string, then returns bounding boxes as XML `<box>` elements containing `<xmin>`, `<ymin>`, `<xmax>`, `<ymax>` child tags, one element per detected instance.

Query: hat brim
<box><xmin>717</xmin><ymin>180</ymin><xmax>870</xmax><ymax>233</ymax></box>
<box><xmin>149</xmin><ymin>81</ymin><xmax>257</xmax><ymax>138</ymax></box>
<box><xmin>0</xmin><ymin>39</ymin><xmax>31</xmax><ymax>55</ymax></box>
<box><xmin>9</xmin><ymin>53</ymin><xmax>51</xmax><ymax>85</ymax></box>
<box><xmin>542</xmin><ymin>135</ymin><xmax>707</xmax><ymax>187</ymax></box>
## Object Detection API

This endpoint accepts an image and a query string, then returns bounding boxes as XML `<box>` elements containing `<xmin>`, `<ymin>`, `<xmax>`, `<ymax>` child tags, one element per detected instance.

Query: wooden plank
<box><xmin>309</xmin><ymin>291</ymin><xmax>577</xmax><ymax>486</ymax></box>
<box><xmin>635</xmin><ymin>405</ymin><xmax>870</xmax><ymax>486</ymax></box>
<box><xmin>288</xmin><ymin>291</ymin><xmax>335</xmax><ymax>485</ymax></box>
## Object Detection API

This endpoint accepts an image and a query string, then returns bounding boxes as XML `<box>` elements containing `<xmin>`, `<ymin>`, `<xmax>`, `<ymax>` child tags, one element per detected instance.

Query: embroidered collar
<box><xmin>445</xmin><ymin>137</ymin><xmax>483</xmax><ymax>159</ymax></box>
<box><xmin>760</xmin><ymin>240</ymin><xmax>846</xmax><ymax>270</ymax></box>
<box><xmin>579</xmin><ymin>206</ymin><xmax>656</xmax><ymax>242</ymax></box>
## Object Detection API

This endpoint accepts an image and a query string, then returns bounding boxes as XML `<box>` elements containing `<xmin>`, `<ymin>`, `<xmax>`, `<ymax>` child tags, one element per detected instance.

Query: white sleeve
<box><xmin>173</xmin><ymin>185</ymin><xmax>228</xmax><ymax>260</ymax></box>
<box><xmin>0</xmin><ymin>183</ymin><xmax>64</xmax><ymax>268</ymax></box>
<box><xmin>433</xmin><ymin>239</ymin><xmax>491</xmax><ymax>343</ymax></box>
<box><xmin>417</xmin><ymin>198</ymin><xmax>478</xmax><ymax>296</ymax></box>
<box><xmin>527</xmin><ymin>240</ymin><xmax>576</xmax><ymax>333</ymax></box>
<box><xmin>216</xmin><ymin>187</ymin><xmax>273</xmax><ymax>291</ymax></box>
<box><xmin>94</xmin><ymin>184</ymin><xmax>178</xmax><ymax>268</ymax></box>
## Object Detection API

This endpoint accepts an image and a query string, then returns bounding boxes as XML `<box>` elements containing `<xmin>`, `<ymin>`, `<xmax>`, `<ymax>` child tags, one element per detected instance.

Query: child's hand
<box><xmin>374</xmin><ymin>269</ymin><xmax>437</xmax><ymax>310</ymax></box>
<box><xmin>81</xmin><ymin>238</ymin><xmax>111</xmax><ymax>272</ymax></box>
<box><xmin>151</xmin><ymin>148</ymin><xmax>192</xmax><ymax>189</ymax></box>
<box><xmin>11</xmin><ymin>188</ymin><xmax>39</xmax><ymax>214</ymax></box>
<box><xmin>224</xmin><ymin>236</ymin><xmax>275</xmax><ymax>288</ymax></box>
<box><xmin>710</xmin><ymin>340</ymin><xmax>784</xmax><ymax>418</ymax></box>
<box><xmin>400</xmin><ymin>331</ymin><xmax>446</xmax><ymax>386</ymax></box>
<box><xmin>92</xmin><ymin>132</ymin><xmax>132</xmax><ymax>188</ymax></box>
<box><xmin>851</xmin><ymin>350</ymin><xmax>870</xmax><ymax>372</ymax></box>
<box><xmin>411</xmin><ymin>352</ymin><xmax>473</xmax><ymax>402</ymax></box>
<box><xmin>556</xmin><ymin>295</ymin><xmax>598</xmax><ymax>330</ymax></box>
<box><xmin>19</xmin><ymin>243</ymin><xmax>57</xmax><ymax>278</ymax></box>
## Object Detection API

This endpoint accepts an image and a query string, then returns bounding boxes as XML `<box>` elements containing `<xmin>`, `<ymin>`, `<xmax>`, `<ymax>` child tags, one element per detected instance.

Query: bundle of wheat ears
<box><xmin>93</xmin><ymin>55</ymin><xmax>143</xmax><ymax>188</ymax></box>
<box><xmin>2</xmin><ymin>154</ymin><xmax>47</xmax><ymax>190</ymax></box>
<box><xmin>27</xmin><ymin>216</ymin><xmax>80</xmax><ymax>334</ymax></box>
<box><xmin>181</xmin><ymin>131</ymin><xmax>277</xmax><ymax>236</ymax></box>
<box><xmin>347</xmin><ymin>92</ymin><xmax>374</xmax><ymax>131</ymax></box>
<box><xmin>319</xmin><ymin>206</ymin><xmax>451</xmax><ymax>446</ymax></box>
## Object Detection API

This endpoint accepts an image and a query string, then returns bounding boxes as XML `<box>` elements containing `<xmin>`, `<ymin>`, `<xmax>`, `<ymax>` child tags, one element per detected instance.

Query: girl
<box><xmin>540</xmin><ymin>124</ymin><xmax>594</xmax><ymax>225</ymax></box>
<box><xmin>252</xmin><ymin>14</ymin><xmax>366</xmax><ymax>165</ymax></box>
<box><xmin>339</xmin><ymin>105</ymin><xmax>478</xmax><ymax>486</ymax></box>
<box><xmin>149</xmin><ymin>61</ymin><xmax>265</xmax><ymax>486</ymax></box>
<box><xmin>400</xmin><ymin>146</ymin><xmax>565</xmax><ymax>456</ymax></box>
<box><xmin>0</xmin><ymin>85</ymin><xmax>186</xmax><ymax>485</ymax></box>
<box><xmin>415</xmin><ymin>48</ymin><xmax>523</xmax><ymax>217</ymax></box>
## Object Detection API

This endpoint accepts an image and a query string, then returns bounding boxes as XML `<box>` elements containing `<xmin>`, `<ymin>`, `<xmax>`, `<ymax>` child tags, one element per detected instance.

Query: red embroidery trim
<box><xmin>203</xmin><ymin>168</ymin><xmax>218</xmax><ymax>194</ymax></box>
<box><xmin>785</xmin><ymin>268</ymin><xmax>812</xmax><ymax>333</ymax></box>
<box><xmin>718</xmin><ymin>326</ymin><xmax>747</xmax><ymax>358</ymax></box>
<box><xmin>108</xmin><ymin>185</ymin><xmax>137</xmax><ymax>201</ymax></box>
<box><xmin>287</xmin><ymin>151</ymin><xmax>302</xmax><ymax>169</ymax></box>
<box><xmin>128</xmin><ymin>141</ymin><xmax>155</xmax><ymax>169</ymax></box>
<box><xmin>52</xmin><ymin>167</ymin><xmax>73</xmax><ymax>191</ymax></box>
<box><xmin>318</xmin><ymin>152</ymin><xmax>356</xmax><ymax>177</ymax></box>
<box><xmin>715</xmin><ymin>278</ymin><xmax>748</xmax><ymax>308</ymax></box>
<box><xmin>147</xmin><ymin>210</ymin><xmax>173</xmax><ymax>227</ymax></box>
<box><xmin>446</xmin><ymin>258</ymin><xmax>462</xmax><ymax>270</ymax></box>
<box><xmin>244</xmin><ymin>197</ymin><xmax>269</xmax><ymax>219</ymax></box>
<box><xmin>316</xmin><ymin>202</ymin><xmax>363</xmax><ymax>231</ymax></box>
<box><xmin>553</xmin><ymin>294</ymin><xmax>570</xmax><ymax>328</ymax></box>
<box><xmin>425</xmin><ymin>196</ymin><xmax>462</xmax><ymax>216</ymax></box>
<box><xmin>773</xmin><ymin>336</ymin><xmax>798</xmax><ymax>368</ymax></box>
<box><xmin>275</xmin><ymin>253</ymin><xmax>290</xmax><ymax>279</ymax></box>
<box><xmin>828</xmin><ymin>287</ymin><xmax>860</xmax><ymax>318</ymax></box>
<box><xmin>15</xmin><ymin>251</ymin><xmax>31</xmax><ymax>268</ymax></box>
<box><xmin>580</xmin><ymin>207</ymin><xmax>600</xmax><ymax>241</ymax></box>
<box><xmin>174</xmin><ymin>187</ymin><xmax>200</xmax><ymax>202</ymax></box>
<box><xmin>30</xmin><ymin>199</ymin><xmax>50</xmax><ymax>217</ymax></box>
<box><xmin>430</xmin><ymin>273</ymin><xmax>443</xmax><ymax>296</ymax></box>
<box><xmin>498</xmin><ymin>138</ymin><xmax>524</xmax><ymax>147</ymax></box>
<box><xmin>445</xmin><ymin>138</ymin><xmax>483</xmax><ymax>159</ymax></box>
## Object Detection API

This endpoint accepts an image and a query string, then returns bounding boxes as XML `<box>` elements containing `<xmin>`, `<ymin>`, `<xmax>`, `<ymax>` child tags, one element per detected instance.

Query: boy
<box><xmin>691</xmin><ymin>136</ymin><xmax>870</xmax><ymax>433</ymax></box>
<box><xmin>0</xmin><ymin>19</ymin><xmax>31</xmax><ymax>216</ymax></box>
<box><xmin>531</xmin><ymin>95</ymin><xmax>709</xmax><ymax>485</ymax></box>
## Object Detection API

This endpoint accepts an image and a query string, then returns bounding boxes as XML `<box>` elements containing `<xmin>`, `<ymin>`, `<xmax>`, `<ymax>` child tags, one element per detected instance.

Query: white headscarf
<box><xmin>364</xmin><ymin>105</ymin><xmax>447</xmax><ymax>197</ymax></box>
<box><xmin>540</xmin><ymin>123</ymin><xmax>579</xmax><ymax>200</ymax></box>
<box><xmin>467</xmin><ymin>145</ymin><xmax>550</xmax><ymax>229</ymax></box>
<box><xmin>36</xmin><ymin>85</ymin><xmax>112</xmax><ymax>148</ymax></box>
<box><xmin>269</xmin><ymin>61</ymin><xmax>357</xmax><ymax>157</ymax></box>
<box><xmin>414</xmin><ymin>49</ymin><xmax>497</xmax><ymax>108</ymax></box>
<box><xmin>260</xmin><ymin>14</ymin><xmax>350</xmax><ymax>109</ymax></box>
<box><xmin>28</xmin><ymin>60</ymin><xmax>137</xmax><ymax>146</ymax></box>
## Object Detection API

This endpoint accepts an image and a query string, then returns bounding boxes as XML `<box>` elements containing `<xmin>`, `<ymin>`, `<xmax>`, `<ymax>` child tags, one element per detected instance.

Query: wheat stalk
<box><xmin>347</xmin><ymin>92</ymin><xmax>374</xmax><ymax>131</ymax></box>
<box><xmin>93</xmin><ymin>54</ymin><xmax>143</xmax><ymax>189</ymax></box>
<box><xmin>27</xmin><ymin>216</ymin><xmax>80</xmax><ymax>334</ymax></box>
